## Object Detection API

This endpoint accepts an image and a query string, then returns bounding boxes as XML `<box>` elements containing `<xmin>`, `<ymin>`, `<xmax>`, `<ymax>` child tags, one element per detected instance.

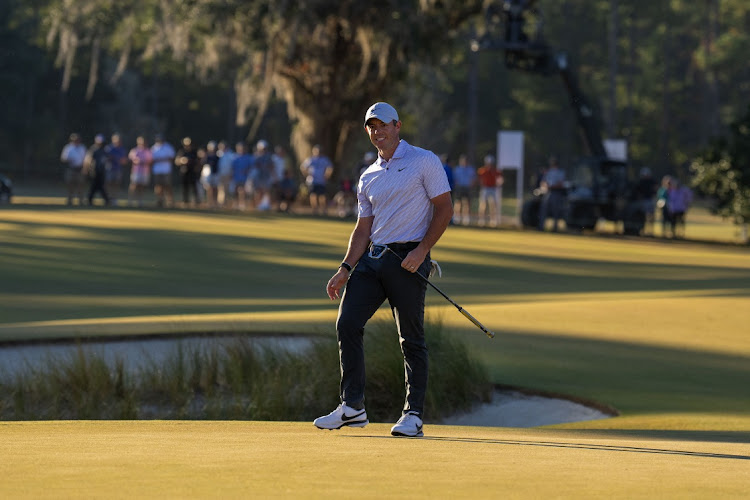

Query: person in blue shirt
<box><xmin>300</xmin><ymin>145</ymin><xmax>334</xmax><ymax>215</ymax></box>
<box><xmin>104</xmin><ymin>133</ymin><xmax>128</xmax><ymax>206</ymax></box>
<box><xmin>231</xmin><ymin>142</ymin><xmax>254</xmax><ymax>210</ymax></box>
<box><xmin>440</xmin><ymin>154</ymin><xmax>455</xmax><ymax>192</ymax></box>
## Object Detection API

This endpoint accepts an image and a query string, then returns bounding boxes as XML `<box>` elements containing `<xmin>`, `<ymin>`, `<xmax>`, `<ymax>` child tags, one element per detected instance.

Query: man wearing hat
<box><xmin>314</xmin><ymin>102</ymin><xmax>453</xmax><ymax>437</ymax></box>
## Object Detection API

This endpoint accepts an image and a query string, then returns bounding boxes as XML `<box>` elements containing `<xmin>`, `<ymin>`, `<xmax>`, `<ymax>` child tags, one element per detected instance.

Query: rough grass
<box><xmin>0</xmin><ymin>319</ymin><xmax>492</xmax><ymax>422</ymax></box>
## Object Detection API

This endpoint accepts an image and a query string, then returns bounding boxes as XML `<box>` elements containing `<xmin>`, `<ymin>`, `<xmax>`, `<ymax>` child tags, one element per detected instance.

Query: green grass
<box><xmin>1</xmin><ymin>421</ymin><xmax>748</xmax><ymax>499</ymax></box>
<box><xmin>1</xmin><ymin>203</ymin><xmax>749</xmax><ymax>498</ymax></box>
<box><xmin>0</xmin><ymin>204</ymin><xmax>749</xmax><ymax>432</ymax></box>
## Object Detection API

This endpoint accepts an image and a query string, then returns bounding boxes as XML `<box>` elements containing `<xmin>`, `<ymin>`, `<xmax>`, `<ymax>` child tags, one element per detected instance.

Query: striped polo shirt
<box><xmin>357</xmin><ymin>140</ymin><xmax>450</xmax><ymax>245</ymax></box>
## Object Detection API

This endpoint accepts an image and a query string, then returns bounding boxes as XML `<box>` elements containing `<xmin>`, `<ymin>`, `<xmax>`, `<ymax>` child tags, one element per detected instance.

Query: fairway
<box><xmin>1</xmin><ymin>205</ymin><xmax>749</xmax><ymax>498</ymax></box>
<box><xmin>1</xmin><ymin>421</ymin><xmax>748</xmax><ymax>498</ymax></box>
<box><xmin>1</xmin><ymin>206</ymin><xmax>749</xmax><ymax>421</ymax></box>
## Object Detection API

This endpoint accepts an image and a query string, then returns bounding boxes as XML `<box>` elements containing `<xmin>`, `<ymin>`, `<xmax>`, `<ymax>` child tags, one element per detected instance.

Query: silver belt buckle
<box><xmin>368</xmin><ymin>244</ymin><xmax>388</xmax><ymax>259</ymax></box>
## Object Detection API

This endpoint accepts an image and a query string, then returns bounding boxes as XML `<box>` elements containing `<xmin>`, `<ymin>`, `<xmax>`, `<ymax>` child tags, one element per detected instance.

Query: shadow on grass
<box><xmin>467</xmin><ymin>329</ymin><xmax>750</xmax><ymax>416</ymax></box>
<box><xmin>436</xmin><ymin>245</ymin><xmax>750</xmax><ymax>298</ymax></box>
<box><xmin>342</xmin><ymin>435</ymin><xmax>750</xmax><ymax>460</ymax></box>
<box><xmin>571</xmin><ymin>429</ymin><xmax>750</xmax><ymax>444</ymax></box>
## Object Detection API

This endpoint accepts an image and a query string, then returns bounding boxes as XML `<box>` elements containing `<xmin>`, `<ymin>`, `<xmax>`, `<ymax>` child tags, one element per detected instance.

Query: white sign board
<box><xmin>497</xmin><ymin>131</ymin><xmax>525</xmax><ymax>224</ymax></box>
<box><xmin>604</xmin><ymin>139</ymin><xmax>628</xmax><ymax>161</ymax></box>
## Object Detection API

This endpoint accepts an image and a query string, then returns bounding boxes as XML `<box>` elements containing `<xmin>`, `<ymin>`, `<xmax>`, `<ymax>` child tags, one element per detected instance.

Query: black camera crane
<box><xmin>473</xmin><ymin>0</ymin><xmax>608</xmax><ymax>160</ymax></box>
<box><xmin>472</xmin><ymin>0</ymin><xmax>644</xmax><ymax>234</ymax></box>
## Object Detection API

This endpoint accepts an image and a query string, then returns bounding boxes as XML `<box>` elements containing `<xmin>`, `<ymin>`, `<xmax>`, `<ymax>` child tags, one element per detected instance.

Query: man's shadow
<box><xmin>341</xmin><ymin>435</ymin><xmax>750</xmax><ymax>461</ymax></box>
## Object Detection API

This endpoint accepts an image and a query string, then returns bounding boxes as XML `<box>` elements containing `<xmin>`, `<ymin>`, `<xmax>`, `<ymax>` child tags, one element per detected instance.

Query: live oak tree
<box><xmin>43</xmin><ymin>0</ymin><xmax>484</xmax><ymax>175</ymax></box>
<box><xmin>6</xmin><ymin>0</ymin><xmax>750</xmax><ymax>182</ymax></box>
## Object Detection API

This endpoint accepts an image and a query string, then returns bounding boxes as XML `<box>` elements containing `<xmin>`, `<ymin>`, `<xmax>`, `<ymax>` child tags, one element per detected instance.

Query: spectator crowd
<box><xmin>59</xmin><ymin>132</ymin><xmax>508</xmax><ymax>225</ymax></box>
<box><xmin>60</xmin><ymin>132</ymin><xmax>690</xmax><ymax>236</ymax></box>
<box><xmin>60</xmin><ymin>132</ymin><xmax>306</xmax><ymax>213</ymax></box>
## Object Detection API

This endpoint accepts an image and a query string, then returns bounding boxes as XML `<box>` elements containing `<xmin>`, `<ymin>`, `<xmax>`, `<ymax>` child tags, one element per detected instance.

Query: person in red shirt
<box><xmin>476</xmin><ymin>155</ymin><xmax>503</xmax><ymax>227</ymax></box>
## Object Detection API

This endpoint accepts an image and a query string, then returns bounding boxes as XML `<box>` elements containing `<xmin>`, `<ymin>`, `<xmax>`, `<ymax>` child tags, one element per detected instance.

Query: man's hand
<box><xmin>401</xmin><ymin>247</ymin><xmax>428</xmax><ymax>273</ymax></box>
<box><xmin>326</xmin><ymin>268</ymin><xmax>350</xmax><ymax>300</ymax></box>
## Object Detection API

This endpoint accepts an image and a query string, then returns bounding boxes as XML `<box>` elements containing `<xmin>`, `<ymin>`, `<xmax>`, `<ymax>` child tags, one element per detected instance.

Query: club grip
<box><xmin>460</xmin><ymin>308</ymin><xmax>495</xmax><ymax>339</ymax></box>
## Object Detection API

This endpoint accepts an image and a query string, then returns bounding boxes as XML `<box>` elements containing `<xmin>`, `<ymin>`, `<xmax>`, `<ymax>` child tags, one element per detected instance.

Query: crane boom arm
<box><xmin>473</xmin><ymin>0</ymin><xmax>609</xmax><ymax>159</ymax></box>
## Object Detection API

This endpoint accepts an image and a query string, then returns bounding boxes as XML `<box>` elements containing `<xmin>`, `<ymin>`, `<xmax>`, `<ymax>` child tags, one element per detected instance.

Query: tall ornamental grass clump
<box><xmin>0</xmin><ymin>318</ymin><xmax>492</xmax><ymax>422</ymax></box>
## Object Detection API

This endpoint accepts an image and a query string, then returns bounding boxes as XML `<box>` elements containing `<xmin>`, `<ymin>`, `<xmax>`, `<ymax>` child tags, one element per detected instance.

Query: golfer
<box><xmin>314</xmin><ymin>102</ymin><xmax>453</xmax><ymax>437</ymax></box>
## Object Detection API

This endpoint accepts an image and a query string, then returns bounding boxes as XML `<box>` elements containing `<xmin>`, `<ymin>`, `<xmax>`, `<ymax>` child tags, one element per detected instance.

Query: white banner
<box><xmin>497</xmin><ymin>131</ymin><xmax>525</xmax><ymax>224</ymax></box>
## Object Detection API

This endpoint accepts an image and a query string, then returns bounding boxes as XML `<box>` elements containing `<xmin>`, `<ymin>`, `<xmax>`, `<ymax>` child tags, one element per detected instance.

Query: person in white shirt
<box><xmin>313</xmin><ymin>102</ymin><xmax>453</xmax><ymax>438</ymax></box>
<box><xmin>60</xmin><ymin>133</ymin><xmax>87</xmax><ymax>205</ymax></box>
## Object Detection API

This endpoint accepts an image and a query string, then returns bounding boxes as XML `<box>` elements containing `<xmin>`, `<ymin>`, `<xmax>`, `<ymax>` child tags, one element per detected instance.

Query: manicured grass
<box><xmin>0</xmin><ymin>421</ymin><xmax>748</xmax><ymax>499</ymax></box>
<box><xmin>1</xmin><ymin>204</ymin><xmax>749</xmax><ymax>498</ymax></box>
<box><xmin>0</xmin><ymin>204</ymin><xmax>749</xmax><ymax>432</ymax></box>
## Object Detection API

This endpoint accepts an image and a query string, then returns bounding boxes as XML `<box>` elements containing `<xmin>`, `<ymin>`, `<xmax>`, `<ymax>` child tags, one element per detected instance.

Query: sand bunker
<box><xmin>441</xmin><ymin>390</ymin><xmax>613</xmax><ymax>427</ymax></box>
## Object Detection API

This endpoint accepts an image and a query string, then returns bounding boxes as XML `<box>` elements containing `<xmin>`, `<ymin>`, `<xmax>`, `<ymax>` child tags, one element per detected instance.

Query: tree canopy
<box><xmin>39</xmin><ymin>0</ymin><xmax>484</xmax><ymax>170</ymax></box>
<box><xmin>690</xmin><ymin>104</ymin><xmax>750</xmax><ymax>237</ymax></box>
<box><xmin>2</xmin><ymin>0</ymin><xmax>750</xmax><ymax>186</ymax></box>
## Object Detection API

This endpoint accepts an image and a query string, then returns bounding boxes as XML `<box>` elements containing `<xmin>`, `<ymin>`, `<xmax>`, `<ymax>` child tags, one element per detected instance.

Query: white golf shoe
<box><xmin>314</xmin><ymin>404</ymin><xmax>368</xmax><ymax>430</ymax></box>
<box><xmin>390</xmin><ymin>412</ymin><xmax>424</xmax><ymax>437</ymax></box>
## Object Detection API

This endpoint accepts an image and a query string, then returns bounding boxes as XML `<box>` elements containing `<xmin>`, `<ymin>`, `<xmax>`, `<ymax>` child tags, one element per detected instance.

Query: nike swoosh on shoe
<box><xmin>341</xmin><ymin>410</ymin><xmax>366</xmax><ymax>421</ymax></box>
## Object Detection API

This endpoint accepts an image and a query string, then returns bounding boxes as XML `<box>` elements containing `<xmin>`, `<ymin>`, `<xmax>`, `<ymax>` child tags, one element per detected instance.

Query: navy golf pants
<box><xmin>336</xmin><ymin>242</ymin><xmax>430</xmax><ymax>417</ymax></box>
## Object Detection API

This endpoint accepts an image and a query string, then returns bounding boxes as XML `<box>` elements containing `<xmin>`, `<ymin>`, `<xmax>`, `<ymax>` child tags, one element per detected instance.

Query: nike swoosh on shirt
<box><xmin>342</xmin><ymin>410</ymin><xmax>366</xmax><ymax>421</ymax></box>
<box><xmin>398</xmin><ymin>167</ymin><xmax>406</xmax><ymax>171</ymax></box>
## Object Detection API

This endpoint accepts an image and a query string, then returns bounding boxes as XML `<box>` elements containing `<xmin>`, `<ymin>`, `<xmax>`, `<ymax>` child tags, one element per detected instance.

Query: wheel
<box><xmin>622</xmin><ymin>202</ymin><xmax>645</xmax><ymax>235</ymax></box>
<box><xmin>566</xmin><ymin>200</ymin><xmax>597</xmax><ymax>230</ymax></box>
<box><xmin>521</xmin><ymin>199</ymin><xmax>540</xmax><ymax>228</ymax></box>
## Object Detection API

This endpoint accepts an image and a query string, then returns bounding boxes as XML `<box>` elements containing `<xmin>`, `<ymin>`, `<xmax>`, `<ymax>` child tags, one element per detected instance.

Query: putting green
<box><xmin>0</xmin><ymin>421</ymin><xmax>747</xmax><ymax>498</ymax></box>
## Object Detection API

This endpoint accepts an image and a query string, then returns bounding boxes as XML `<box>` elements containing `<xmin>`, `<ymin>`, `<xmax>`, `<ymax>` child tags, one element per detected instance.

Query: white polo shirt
<box><xmin>60</xmin><ymin>143</ymin><xmax>87</xmax><ymax>168</ymax></box>
<box><xmin>358</xmin><ymin>140</ymin><xmax>450</xmax><ymax>245</ymax></box>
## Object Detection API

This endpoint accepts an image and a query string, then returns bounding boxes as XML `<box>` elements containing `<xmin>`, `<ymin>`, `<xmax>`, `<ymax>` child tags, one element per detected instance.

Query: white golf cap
<box><xmin>364</xmin><ymin>102</ymin><xmax>399</xmax><ymax>126</ymax></box>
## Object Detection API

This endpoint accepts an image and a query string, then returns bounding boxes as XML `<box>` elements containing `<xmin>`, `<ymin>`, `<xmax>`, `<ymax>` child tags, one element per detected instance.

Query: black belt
<box><xmin>369</xmin><ymin>241</ymin><xmax>419</xmax><ymax>259</ymax></box>
<box><xmin>384</xmin><ymin>241</ymin><xmax>419</xmax><ymax>251</ymax></box>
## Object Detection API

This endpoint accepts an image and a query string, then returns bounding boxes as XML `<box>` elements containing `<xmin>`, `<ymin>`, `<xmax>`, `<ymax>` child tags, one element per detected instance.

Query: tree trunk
<box><xmin>276</xmin><ymin>77</ymin><xmax>361</xmax><ymax>179</ymax></box>
<box><xmin>623</xmin><ymin>7</ymin><xmax>635</xmax><ymax>144</ymax></box>
<box><xmin>467</xmin><ymin>28</ymin><xmax>479</xmax><ymax>166</ymax></box>
<box><xmin>658</xmin><ymin>23</ymin><xmax>671</xmax><ymax>170</ymax></box>
<box><xmin>607</xmin><ymin>0</ymin><xmax>619</xmax><ymax>138</ymax></box>
<box><xmin>703</xmin><ymin>0</ymin><xmax>721</xmax><ymax>140</ymax></box>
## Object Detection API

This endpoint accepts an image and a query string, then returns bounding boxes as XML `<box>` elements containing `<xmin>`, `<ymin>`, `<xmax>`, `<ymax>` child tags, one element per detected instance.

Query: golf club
<box><xmin>386</xmin><ymin>247</ymin><xmax>495</xmax><ymax>339</ymax></box>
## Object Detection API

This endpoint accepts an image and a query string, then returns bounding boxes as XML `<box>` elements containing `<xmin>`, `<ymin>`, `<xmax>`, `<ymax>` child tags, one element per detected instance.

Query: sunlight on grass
<box><xmin>0</xmin><ymin>206</ymin><xmax>749</xmax><ymax>436</ymax></box>
<box><xmin>438</xmin><ymin>295</ymin><xmax>750</xmax><ymax>356</ymax></box>
<box><xmin>558</xmin><ymin>413</ymin><xmax>750</xmax><ymax>432</ymax></box>
<box><xmin>441</xmin><ymin>228</ymin><xmax>750</xmax><ymax>268</ymax></box>
<box><xmin>0</xmin><ymin>309</ymin><xmax>339</xmax><ymax>341</ymax></box>
<box><xmin>0</xmin><ymin>294</ymin><xmax>330</xmax><ymax>308</ymax></box>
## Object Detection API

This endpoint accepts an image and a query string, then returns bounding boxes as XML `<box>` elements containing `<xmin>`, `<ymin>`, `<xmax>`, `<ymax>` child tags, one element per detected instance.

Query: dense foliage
<box><xmin>690</xmin><ymin>104</ymin><xmax>750</xmax><ymax>229</ymax></box>
<box><xmin>2</xmin><ymin>0</ymin><xmax>749</xmax><ymax>188</ymax></box>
